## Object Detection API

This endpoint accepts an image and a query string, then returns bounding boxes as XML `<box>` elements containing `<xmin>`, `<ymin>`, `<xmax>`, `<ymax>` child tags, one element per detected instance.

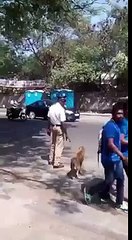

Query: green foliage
<box><xmin>20</xmin><ymin>56</ymin><xmax>43</xmax><ymax>79</ymax></box>
<box><xmin>111</xmin><ymin>6</ymin><xmax>128</xmax><ymax>54</ymax></box>
<box><xmin>113</xmin><ymin>52</ymin><xmax>128</xmax><ymax>75</ymax></box>
<box><xmin>51</xmin><ymin>59</ymin><xmax>98</xmax><ymax>87</ymax></box>
<box><xmin>0</xmin><ymin>0</ymin><xmax>78</xmax><ymax>42</ymax></box>
<box><xmin>0</xmin><ymin>43</ymin><xmax>22</xmax><ymax>77</ymax></box>
<box><xmin>0</xmin><ymin>0</ymin><xmax>128</xmax><ymax>91</ymax></box>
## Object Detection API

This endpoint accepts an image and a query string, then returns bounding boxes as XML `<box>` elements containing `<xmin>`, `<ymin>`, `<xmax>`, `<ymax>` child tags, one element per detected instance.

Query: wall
<box><xmin>75</xmin><ymin>91</ymin><xmax>127</xmax><ymax>112</ymax></box>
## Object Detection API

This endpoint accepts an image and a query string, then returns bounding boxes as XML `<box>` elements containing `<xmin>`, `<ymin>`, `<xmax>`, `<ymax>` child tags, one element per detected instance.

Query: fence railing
<box><xmin>0</xmin><ymin>79</ymin><xmax>46</xmax><ymax>88</ymax></box>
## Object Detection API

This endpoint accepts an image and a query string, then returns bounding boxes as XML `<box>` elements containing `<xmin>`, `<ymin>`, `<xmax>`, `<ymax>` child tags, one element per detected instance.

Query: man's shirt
<box><xmin>118</xmin><ymin>117</ymin><xmax>128</xmax><ymax>157</ymax></box>
<box><xmin>101</xmin><ymin>119</ymin><xmax>121</xmax><ymax>165</ymax></box>
<box><xmin>48</xmin><ymin>102</ymin><xmax>66</xmax><ymax>125</ymax></box>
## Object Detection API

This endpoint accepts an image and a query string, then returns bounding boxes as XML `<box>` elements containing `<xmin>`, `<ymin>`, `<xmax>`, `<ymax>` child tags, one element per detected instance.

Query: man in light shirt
<box><xmin>47</xmin><ymin>93</ymin><xmax>70</xmax><ymax>168</ymax></box>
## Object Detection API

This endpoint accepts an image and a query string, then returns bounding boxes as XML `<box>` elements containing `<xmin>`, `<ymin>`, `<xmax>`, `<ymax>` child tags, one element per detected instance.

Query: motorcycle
<box><xmin>6</xmin><ymin>106</ymin><xmax>27</xmax><ymax>121</ymax></box>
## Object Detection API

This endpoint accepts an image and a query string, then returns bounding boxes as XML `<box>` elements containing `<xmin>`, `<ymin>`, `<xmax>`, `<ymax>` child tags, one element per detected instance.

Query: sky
<box><xmin>90</xmin><ymin>0</ymin><xmax>128</xmax><ymax>24</ymax></box>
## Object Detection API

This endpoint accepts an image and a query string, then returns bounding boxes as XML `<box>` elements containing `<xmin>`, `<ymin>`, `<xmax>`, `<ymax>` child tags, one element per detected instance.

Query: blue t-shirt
<box><xmin>101</xmin><ymin>120</ymin><xmax>121</xmax><ymax>165</ymax></box>
<box><xmin>118</xmin><ymin>118</ymin><xmax>128</xmax><ymax>157</ymax></box>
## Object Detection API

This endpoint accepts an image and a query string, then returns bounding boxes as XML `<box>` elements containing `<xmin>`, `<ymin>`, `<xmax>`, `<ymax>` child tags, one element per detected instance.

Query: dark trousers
<box><xmin>100</xmin><ymin>161</ymin><xmax>124</xmax><ymax>205</ymax></box>
<box><xmin>123</xmin><ymin>161</ymin><xmax>128</xmax><ymax>177</ymax></box>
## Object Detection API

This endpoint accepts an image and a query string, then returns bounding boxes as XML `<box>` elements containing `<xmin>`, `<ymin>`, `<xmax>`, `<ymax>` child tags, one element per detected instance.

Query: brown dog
<box><xmin>67</xmin><ymin>146</ymin><xmax>85</xmax><ymax>179</ymax></box>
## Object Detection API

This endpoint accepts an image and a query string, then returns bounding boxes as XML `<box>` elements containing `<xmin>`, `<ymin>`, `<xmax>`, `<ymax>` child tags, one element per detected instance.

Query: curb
<box><xmin>80</xmin><ymin>112</ymin><xmax>111</xmax><ymax>117</ymax></box>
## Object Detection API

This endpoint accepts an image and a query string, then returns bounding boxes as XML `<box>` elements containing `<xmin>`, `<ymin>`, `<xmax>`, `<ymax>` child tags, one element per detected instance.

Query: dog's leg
<box><xmin>67</xmin><ymin>171</ymin><xmax>73</xmax><ymax>179</ymax></box>
<box><xmin>71</xmin><ymin>168</ymin><xmax>77</xmax><ymax>178</ymax></box>
<box><xmin>76</xmin><ymin>171</ymin><xmax>79</xmax><ymax>178</ymax></box>
<box><xmin>75</xmin><ymin>167</ymin><xmax>79</xmax><ymax>178</ymax></box>
<box><xmin>79</xmin><ymin>168</ymin><xmax>83</xmax><ymax>175</ymax></box>
<box><xmin>70</xmin><ymin>158</ymin><xmax>77</xmax><ymax>179</ymax></box>
<box><xmin>78</xmin><ymin>160</ymin><xmax>84</xmax><ymax>175</ymax></box>
<box><xmin>75</xmin><ymin>173</ymin><xmax>78</xmax><ymax>178</ymax></box>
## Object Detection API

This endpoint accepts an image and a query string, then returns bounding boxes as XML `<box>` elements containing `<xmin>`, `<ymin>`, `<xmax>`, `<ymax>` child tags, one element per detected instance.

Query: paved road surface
<box><xmin>0</xmin><ymin>115</ymin><xmax>128</xmax><ymax>240</ymax></box>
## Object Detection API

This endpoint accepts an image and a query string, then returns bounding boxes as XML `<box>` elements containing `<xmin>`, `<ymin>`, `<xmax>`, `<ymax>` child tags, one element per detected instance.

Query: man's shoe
<box><xmin>53</xmin><ymin>164</ymin><xmax>64</xmax><ymax>169</ymax></box>
<box><xmin>99</xmin><ymin>193</ymin><xmax>111</xmax><ymax>203</ymax></box>
<box><xmin>115</xmin><ymin>202</ymin><xmax>128</xmax><ymax>213</ymax></box>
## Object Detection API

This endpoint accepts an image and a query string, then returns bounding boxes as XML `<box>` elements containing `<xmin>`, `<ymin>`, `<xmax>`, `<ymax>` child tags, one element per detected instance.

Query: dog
<box><xmin>67</xmin><ymin>146</ymin><xmax>85</xmax><ymax>179</ymax></box>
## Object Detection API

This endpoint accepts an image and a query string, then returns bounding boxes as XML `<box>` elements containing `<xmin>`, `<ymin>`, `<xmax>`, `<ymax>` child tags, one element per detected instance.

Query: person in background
<box><xmin>118</xmin><ymin>101</ymin><xmax>128</xmax><ymax>176</ymax></box>
<box><xmin>99</xmin><ymin>103</ymin><xmax>128</xmax><ymax>212</ymax></box>
<box><xmin>47</xmin><ymin>93</ymin><xmax>70</xmax><ymax>168</ymax></box>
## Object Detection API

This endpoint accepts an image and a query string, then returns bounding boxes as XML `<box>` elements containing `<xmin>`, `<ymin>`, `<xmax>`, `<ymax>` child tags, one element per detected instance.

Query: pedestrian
<box><xmin>47</xmin><ymin>92</ymin><xmax>70</xmax><ymax>168</ymax></box>
<box><xmin>99</xmin><ymin>103</ymin><xmax>128</xmax><ymax>212</ymax></box>
<box><xmin>118</xmin><ymin>101</ymin><xmax>128</xmax><ymax>177</ymax></box>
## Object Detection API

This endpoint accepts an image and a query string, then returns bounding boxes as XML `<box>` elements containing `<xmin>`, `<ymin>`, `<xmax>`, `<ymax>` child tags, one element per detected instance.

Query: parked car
<box><xmin>26</xmin><ymin>99</ymin><xmax>80</xmax><ymax>122</ymax></box>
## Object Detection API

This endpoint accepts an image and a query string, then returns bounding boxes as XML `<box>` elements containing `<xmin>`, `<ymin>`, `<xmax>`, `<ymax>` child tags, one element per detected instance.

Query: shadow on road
<box><xmin>0</xmin><ymin>118</ymin><xmax>50</xmax><ymax>168</ymax></box>
<box><xmin>0</xmin><ymin>118</ymin><xmax>118</xmax><ymax>215</ymax></box>
<box><xmin>46</xmin><ymin>175</ymin><xmax>119</xmax><ymax>215</ymax></box>
<box><xmin>0</xmin><ymin>118</ymin><xmax>75</xmax><ymax>169</ymax></box>
<box><xmin>0</xmin><ymin>118</ymin><xmax>85</xmax><ymax>214</ymax></box>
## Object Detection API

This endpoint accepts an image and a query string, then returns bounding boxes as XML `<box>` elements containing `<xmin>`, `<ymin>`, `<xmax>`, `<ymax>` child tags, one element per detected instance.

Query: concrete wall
<box><xmin>75</xmin><ymin>91</ymin><xmax>127</xmax><ymax>113</ymax></box>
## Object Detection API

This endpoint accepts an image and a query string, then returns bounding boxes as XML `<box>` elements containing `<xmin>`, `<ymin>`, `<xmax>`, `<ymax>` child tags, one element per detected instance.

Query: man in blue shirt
<box><xmin>99</xmin><ymin>103</ymin><xmax>128</xmax><ymax>212</ymax></box>
<box><xmin>118</xmin><ymin>101</ymin><xmax>128</xmax><ymax>176</ymax></box>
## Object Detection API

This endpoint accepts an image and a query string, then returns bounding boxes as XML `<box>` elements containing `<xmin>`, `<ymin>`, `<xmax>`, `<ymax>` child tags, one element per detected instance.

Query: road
<box><xmin>0</xmin><ymin>115</ymin><xmax>128</xmax><ymax>240</ymax></box>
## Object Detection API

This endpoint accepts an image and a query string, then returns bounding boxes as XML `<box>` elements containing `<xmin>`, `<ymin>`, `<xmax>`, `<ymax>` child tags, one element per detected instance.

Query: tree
<box><xmin>0</xmin><ymin>0</ymin><xmax>78</xmax><ymax>65</ymax></box>
<box><xmin>20</xmin><ymin>56</ymin><xmax>44</xmax><ymax>80</ymax></box>
<box><xmin>0</xmin><ymin>42</ymin><xmax>22</xmax><ymax>77</ymax></box>
<box><xmin>90</xmin><ymin>5</ymin><xmax>128</xmax><ymax>83</ymax></box>
<box><xmin>51</xmin><ymin>59</ymin><xmax>99</xmax><ymax>87</ymax></box>
<box><xmin>51</xmin><ymin>3</ymin><xmax>128</xmax><ymax>88</ymax></box>
<box><xmin>0</xmin><ymin>0</ymin><xmax>128</xmax><ymax>92</ymax></box>
<box><xmin>112</xmin><ymin>51</ymin><xmax>128</xmax><ymax>89</ymax></box>
<box><xmin>111</xmin><ymin>6</ymin><xmax>128</xmax><ymax>55</ymax></box>
<box><xmin>0</xmin><ymin>0</ymin><xmax>98</xmax><ymax>44</ymax></box>
<box><xmin>113</xmin><ymin>52</ymin><xmax>128</xmax><ymax>75</ymax></box>
<box><xmin>0</xmin><ymin>0</ymin><xmax>76</xmax><ymax>40</ymax></box>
